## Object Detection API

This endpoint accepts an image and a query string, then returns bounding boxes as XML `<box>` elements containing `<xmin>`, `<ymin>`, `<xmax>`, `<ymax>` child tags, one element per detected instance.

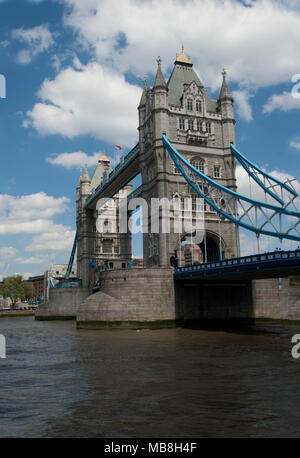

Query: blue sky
<box><xmin>0</xmin><ymin>0</ymin><xmax>300</xmax><ymax>279</ymax></box>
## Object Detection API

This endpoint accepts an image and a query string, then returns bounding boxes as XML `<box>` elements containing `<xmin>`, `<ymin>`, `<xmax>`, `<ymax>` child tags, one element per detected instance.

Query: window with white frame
<box><xmin>196</xmin><ymin>100</ymin><xmax>202</xmax><ymax>112</ymax></box>
<box><xmin>197</xmin><ymin>120</ymin><xmax>203</xmax><ymax>131</ymax></box>
<box><xmin>213</xmin><ymin>165</ymin><xmax>221</xmax><ymax>178</ymax></box>
<box><xmin>188</xmin><ymin>119</ymin><xmax>194</xmax><ymax>130</ymax></box>
<box><xmin>179</xmin><ymin>118</ymin><xmax>185</xmax><ymax>130</ymax></box>
<box><xmin>187</xmin><ymin>99</ymin><xmax>193</xmax><ymax>111</ymax></box>
<box><xmin>206</xmin><ymin>122</ymin><xmax>212</xmax><ymax>133</ymax></box>
<box><xmin>191</xmin><ymin>159</ymin><xmax>204</xmax><ymax>173</ymax></box>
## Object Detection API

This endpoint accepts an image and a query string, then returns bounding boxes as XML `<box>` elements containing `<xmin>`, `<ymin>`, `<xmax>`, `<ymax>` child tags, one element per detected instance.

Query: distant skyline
<box><xmin>0</xmin><ymin>0</ymin><xmax>300</xmax><ymax>279</ymax></box>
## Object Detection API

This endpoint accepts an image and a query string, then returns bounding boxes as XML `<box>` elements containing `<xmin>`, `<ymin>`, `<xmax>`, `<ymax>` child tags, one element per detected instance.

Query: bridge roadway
<box><xmin>84</xmin><ymin>143</ymin><xmax>140</xmax><ymax>210</ymax></box>
<box><xmin>174</xmin><ymin>249</ymin><xmax>300</xmax><ymax>282</ymax></box>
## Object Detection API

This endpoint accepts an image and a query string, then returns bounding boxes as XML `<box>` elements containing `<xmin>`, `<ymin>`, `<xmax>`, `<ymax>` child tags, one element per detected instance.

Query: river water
<box><xmin>0</xmin><ymin>317</ymin><xmax>300</xmax><ymax>438</ymax></box>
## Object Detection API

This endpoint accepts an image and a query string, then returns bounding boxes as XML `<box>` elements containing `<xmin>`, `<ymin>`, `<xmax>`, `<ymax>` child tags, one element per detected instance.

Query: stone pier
<box><xmin>35</xmin><ymin>288</ymin><xmax>90</xmax><ymax>321</ymax></box>
<box><xmin>77</xmin><ymin>267</ymin><xmax>175</xmax><ymax>329</ymax></box>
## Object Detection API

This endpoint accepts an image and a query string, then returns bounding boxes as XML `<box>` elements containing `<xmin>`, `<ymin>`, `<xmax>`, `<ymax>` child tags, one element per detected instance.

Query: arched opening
<box><xmin>199</xmin><ymin>236</ymin><xmax>220</xmax><ymax>262</ymax></box>
<box><xmin>178</xmin><ymin>231</ymin><xmax>225</xmax><ymax>266</ymax></box>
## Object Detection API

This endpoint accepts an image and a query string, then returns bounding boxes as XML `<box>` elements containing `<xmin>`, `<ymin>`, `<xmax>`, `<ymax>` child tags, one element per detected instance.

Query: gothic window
<box><xmin>187</xmin><ymin>99</ymin><xmax>193</xmax><ymax>111</ymax></box>
<box><xmin>179</xmin><ymin>118</ymin><xmax>185</xmax><ymax>130</ymax></box>
<box><xmin>191</xmin><ymin>159</ymin><xmax>204</xmax><ymax>173</ymax></box>
<box><xmin>197</xmin><ymin>120</ymin><xmax>203</xmax><ymax>131</ymax></box>
<box><xmin>214</xmin><ymin>165</ymin><xmax>221</xmax><ymax>178</ymax></box>
<box><xmin>196</xmin><ymin>100</ymin><xmax>202</xmax><ymax>112</ymax></box>
<box><xmin>188</xmin><ymin>119</ymin><xmax>194</xmax><ymax>130</ymax></box>
<box><xmin>206</xmin><ymin>122</ymin><xmax>212</xmax><ymax>133</ymax></box>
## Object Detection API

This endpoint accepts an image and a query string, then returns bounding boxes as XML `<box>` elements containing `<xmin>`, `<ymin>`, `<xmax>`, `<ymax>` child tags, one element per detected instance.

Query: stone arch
<box><xmin>199</xmin><ymin>230</ymin><xmax>226</xmax><ymax>262</ymax></box>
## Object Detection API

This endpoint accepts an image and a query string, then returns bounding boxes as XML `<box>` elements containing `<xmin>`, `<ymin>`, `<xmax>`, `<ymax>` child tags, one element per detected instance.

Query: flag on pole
<box><xmin>115</xmin><ymin>145</ymin><xmax>123</xmax><ymax>150</ymax></box>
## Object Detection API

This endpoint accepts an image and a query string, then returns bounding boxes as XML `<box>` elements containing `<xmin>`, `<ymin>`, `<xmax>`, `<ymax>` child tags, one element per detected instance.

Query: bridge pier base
<box><xmin>77</xmin><ymin>267</ymin><xmax>176</xmax><ymax>329</ymax></box>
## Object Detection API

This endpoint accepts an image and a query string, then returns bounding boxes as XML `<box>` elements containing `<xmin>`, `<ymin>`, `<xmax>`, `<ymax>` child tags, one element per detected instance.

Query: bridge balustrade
<box><xmin>175</xmin><ymin>249</ymin><xmax>300</xmax><ymax>277</ymax></box>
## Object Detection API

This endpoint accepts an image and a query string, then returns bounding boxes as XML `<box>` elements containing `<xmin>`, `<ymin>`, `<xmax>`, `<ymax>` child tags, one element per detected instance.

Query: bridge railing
<box><xmin>84</xmin><ymin>143</ymin><xmax>140</xmax><ymax>209</ymax></box>
<box><xmin>175</xmin><ymin>249</ymin><xmax>300</xmax><ymax>275</ymax></box>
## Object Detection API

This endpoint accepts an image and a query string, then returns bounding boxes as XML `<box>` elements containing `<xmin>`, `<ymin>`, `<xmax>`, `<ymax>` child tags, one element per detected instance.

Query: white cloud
<box><xmin>23</xmin><ymin>0</ymin><xmax>300</xmax><ymax>141</ymax></box>
<box><xmin>290</xmin><ymin>138</ymin><xmax>300</xmax><ymax>150</ymax></box>
<box><xmin>46</xmin><ymin>151</ymin><xmax>100</xmax><ymax>169</ymax></box>
<box><xmin>12</xmin><ymin>25</ymin><xmax>54</xmax><ymax>64</ymax></box>
<box><xmin>232</xmin><ymin>90</ymin><xmax>254</xmax><ymax>122</ymax></box>
<box><xmin>0</xmin><ymin>192</ymin><xmax>69</xmax><ymax>230</ymax></box>
<box><xmin>24</xmin><ymin>61</ymin><xmax>140</xmax><ymax>146</ymax></box>
<box><xmin>15</xmin><ymin>255</ymin><xmax>50</xmax><ymax>265</ymax></box>
<box><xmin>0</xmin><ymin>193</ymin><xmax>75</xmax><ymax>276</ymax></box>
<box><xmin>0</xmin><ymin>246</ymin><xmax>19</xmax><ymax>259</ymax></box>
<box><xmin>61</xmin><ymin>0</ymin><xmax>300</xmax><ymax>90</ymax></box>
<box><xmin>46</xmin><ymin>148</ymin><xmax>123</xmax><ymax>169</ymax></box>
<box><xmin>263</xmin><ymin>91</ymin><xmax>300</xmax><ymax>113</ymax></box>
<box><xmin>25</xmin><ymin>226</ymin><xmax>76</xmax><ymax>252</ymax></box>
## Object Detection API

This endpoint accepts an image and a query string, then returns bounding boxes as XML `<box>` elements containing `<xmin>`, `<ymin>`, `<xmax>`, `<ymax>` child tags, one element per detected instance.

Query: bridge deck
<box><xmin>84</xmin><ymin>143</ymin><xmax>140</xmax><ymax>210</ymax></box>
<box><xmin>174</xmin><ymin>249</ymin><xmax>300</xmax><ymax>281</ymax></box>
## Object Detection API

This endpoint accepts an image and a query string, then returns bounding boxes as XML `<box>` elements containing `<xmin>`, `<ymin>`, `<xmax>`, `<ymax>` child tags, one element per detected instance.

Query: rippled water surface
<box><xmin>0</xmin><ymin>317</ymin><xmax>300</xmax><ymax>438</ymax></box>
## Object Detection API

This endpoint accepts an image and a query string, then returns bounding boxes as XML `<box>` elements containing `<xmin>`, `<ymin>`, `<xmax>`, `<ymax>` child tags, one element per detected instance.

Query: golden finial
<box><xmin>176</xmin><ymin>45</ymin><xmax>192</xmax><ymax>64</ymax></box>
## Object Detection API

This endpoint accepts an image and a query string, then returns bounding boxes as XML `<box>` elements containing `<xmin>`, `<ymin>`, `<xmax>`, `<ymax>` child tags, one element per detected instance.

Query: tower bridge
<box><xmin>36</xmin><ymin>48</ymin><xmax>300</xmax><ymax>326</ymax></box>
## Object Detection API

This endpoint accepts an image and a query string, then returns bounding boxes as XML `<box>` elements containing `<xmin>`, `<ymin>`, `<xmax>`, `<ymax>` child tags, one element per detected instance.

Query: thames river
<box><xmin>0</xmin><ymin>316</ymin><xmax>300</xmax><ymax>438</ymax></box>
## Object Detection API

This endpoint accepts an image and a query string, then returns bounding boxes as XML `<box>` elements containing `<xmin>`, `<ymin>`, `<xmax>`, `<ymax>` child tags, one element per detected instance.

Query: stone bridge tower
<box><xmin>76</xmin><ymin>156</ymin><xmax>132</xmax><ymax>288</ymax></box>
<box><xmin>138</xmin><ymin>47</ymin><xmax>239</xmax><ymax>267</ymax></box>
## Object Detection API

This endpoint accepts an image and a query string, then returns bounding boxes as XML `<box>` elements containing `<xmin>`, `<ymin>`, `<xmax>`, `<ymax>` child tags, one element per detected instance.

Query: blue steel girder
<box><xmin>65</xmin><ymin>230</ymin><xmax>77</xmax><ymax>280</ymax></box>
<box><xmin>162</xmin><ymin>135</ymin><xmax>300</xmax><ymax>242</ymax></box>
<box><xmin>230</xmin><ymin>143</ymin><xmax>298</xmax><ymax>206</ymax></box>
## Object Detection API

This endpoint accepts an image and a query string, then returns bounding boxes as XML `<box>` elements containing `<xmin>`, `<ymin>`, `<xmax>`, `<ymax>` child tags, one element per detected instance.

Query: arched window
<box><xmin>196</xmin><ymin>100</ymin><xmax>202</xmax><ymax>112</ymax></box>
<box><xmin>187</xmin><ymin>99</ymin><xmax>193</xmax><ymax>111</ymax></box>
<box><xmin>197</xmin><ymin>120</ymin><xmax>203</xmax><ymax>131</ymax></box>
<box><xmin>191</xmin><ymin>159</ymin><xmax>204</xmax><ymax>174</ymax></box>
<box><xmin>179</xmin><ymin>118</ymin><xmax>185</xmax><ymax>130</ymax></box>
<box><xmin>206</xmin><ymin>122</ymin><xmax>212</xmax><ymax>133</ymax></box>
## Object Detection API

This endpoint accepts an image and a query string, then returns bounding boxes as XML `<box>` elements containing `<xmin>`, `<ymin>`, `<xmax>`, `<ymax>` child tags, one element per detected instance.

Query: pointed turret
<box><xmin>219</xmin><ymin>69</ymin><xmax>233</xmax><ymax>102</ymax></box>
<box><xmin>80</xmin><ymin>164</ymin><xmax>91</xmax><ymax>198</ymax></box>
<box><xmin>81</xmin><ymin>164</ymin><xmax>91</xmax><ymax>183</ymax></box>
<box><xmin>77</xmin><ymin>168</ymin><xmax>82</xmax><ymax>188</ymax></box>
<box><xmin>138</xmin><ymin>77</ymin><xmax>147</xmax><ymax>108</ymax></box>
<box><xmin>218</xmin><ymin>69</ymin><xmax>235</xmax><ymax>147</ymax></box>
<box><xmin>153</xmin><ymin>56</ymin><xmax>167</xmax><ymax>90</ymax></box>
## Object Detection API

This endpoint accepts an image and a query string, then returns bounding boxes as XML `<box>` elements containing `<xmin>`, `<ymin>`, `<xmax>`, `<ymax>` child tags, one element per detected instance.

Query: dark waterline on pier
<box><xmin>0</xmin><ymin>317</ymin><xmax>300</xmax><ymax>438</ymax></box>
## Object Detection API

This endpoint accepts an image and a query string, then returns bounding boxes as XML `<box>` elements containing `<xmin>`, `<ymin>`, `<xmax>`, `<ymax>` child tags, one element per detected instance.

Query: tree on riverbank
<box><xmin>0</xmin><ymin>276</ymin><xmax>35</xmax><ymax>309</ymax></box>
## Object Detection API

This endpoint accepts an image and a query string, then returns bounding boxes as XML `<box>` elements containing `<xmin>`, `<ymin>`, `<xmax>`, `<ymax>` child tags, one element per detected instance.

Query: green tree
<box><xmin>0</xmin><ymin>275</ymin><xmax>34</xmax><ymax>309</ymax></box>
